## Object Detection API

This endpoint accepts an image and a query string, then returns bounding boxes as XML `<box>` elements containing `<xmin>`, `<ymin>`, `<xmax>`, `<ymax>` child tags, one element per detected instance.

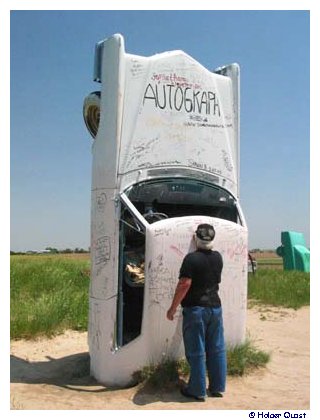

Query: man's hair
<box><xmin>194</xmin><ymin>236</ymin><xmax>214</xmax><ymax>250</ymax></box>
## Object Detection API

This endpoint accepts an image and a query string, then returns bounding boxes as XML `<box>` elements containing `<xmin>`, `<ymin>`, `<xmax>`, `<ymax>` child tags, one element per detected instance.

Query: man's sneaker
<box><xmin>209</xmin><ymin>391</ymin><xmax>223</xmax><ymax>398</ymax></box>
<box><xmin>180</xmin><ymin>387</ymin><xmax>205</xmax><ymax>402</ymax></box>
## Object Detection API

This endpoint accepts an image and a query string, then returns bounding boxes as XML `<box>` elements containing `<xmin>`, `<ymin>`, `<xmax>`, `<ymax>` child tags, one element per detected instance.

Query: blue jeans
<box><xmin>182</xmin><ymin>306</ymin><xmax>227</xmax><ymax>397</ymax></box>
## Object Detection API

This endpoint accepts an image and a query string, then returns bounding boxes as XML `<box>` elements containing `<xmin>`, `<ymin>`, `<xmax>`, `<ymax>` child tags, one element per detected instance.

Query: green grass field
<box><xmin>10</xmin><ymin>254</ymin><xmax>90</xmax><ymax>339</ymax></box>
<box><xmin>11</xmin><ymin>254</ymin><xmax>309</xmax><ymax>339</ymax></box>
<box><xmin>254</xmin><ymin>254</ymin><xmax>283</xmax><ymax>269</ymax></box>
<box><xmin>248</xmin><ymin>269</ymin><xmax>310</xmax><ymax>309</ymax></box>
<box><xmin>256</xmin><ymin>258</ymin><xmax>283</xmax><ymax>267</ymax></box>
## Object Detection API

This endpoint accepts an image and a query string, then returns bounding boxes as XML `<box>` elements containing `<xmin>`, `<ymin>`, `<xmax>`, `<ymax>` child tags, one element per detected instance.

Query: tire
<box><xmin>83</xmin><ymin>91</ymin><xmax>101</xmax><ymax>138</ymax></box>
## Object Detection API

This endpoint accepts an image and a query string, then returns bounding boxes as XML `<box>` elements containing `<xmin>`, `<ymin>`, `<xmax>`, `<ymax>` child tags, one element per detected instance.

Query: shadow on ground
<box><xmin>132</xmin><ymin>378</ymin><xmax>191</xmax><ymax>405</ymax></box>
<box><xmin>10</xmin><ymin>352</ymin><xmax>110</xmax><ymax>393</ymax></box>
<box><xmin>11</xmin><ymin>352</ymin><xmax>193</xmax><ymax>404</ymax></box>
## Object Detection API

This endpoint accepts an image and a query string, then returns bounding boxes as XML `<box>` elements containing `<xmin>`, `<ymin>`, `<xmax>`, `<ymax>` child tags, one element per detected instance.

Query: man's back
<box><xmin>179</xmin><ymin>249</ymin><xmax>223</xmax><ymax>307</ymax></box>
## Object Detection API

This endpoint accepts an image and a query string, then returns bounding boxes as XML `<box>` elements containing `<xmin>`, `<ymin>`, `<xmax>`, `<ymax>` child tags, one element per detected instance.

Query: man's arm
<box><xmin>166</xmin><ymin>277</ymin><xmax>192</xmax><ymax>321</ymax></box>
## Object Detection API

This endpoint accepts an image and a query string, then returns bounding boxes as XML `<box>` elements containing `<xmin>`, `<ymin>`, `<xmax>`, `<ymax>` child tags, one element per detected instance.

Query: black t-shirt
<box><xmin>179</xmin><ymin>249</ymin><xmax>223</xmax><ymax>308</ymax></box>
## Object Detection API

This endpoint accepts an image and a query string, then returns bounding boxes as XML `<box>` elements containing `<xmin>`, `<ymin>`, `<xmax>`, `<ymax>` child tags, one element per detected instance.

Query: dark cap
<box><xmin>195</xmin><ymin>224</ymin><xmax>215</xmax><ymax>242</ymax></box>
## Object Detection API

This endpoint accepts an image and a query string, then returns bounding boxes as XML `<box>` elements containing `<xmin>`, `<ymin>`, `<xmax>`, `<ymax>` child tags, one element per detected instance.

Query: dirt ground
<box><xmin>10</xmin><ymin>305</ymin><xmax>310</xmax><ymax>410</ymax></box>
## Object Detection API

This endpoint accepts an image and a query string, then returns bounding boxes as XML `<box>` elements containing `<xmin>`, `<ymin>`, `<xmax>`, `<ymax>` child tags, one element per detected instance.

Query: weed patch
<box><xmin>133</xmin><ymin>339</ymin><xmax>270</xmax><ymax>388</ymax></box>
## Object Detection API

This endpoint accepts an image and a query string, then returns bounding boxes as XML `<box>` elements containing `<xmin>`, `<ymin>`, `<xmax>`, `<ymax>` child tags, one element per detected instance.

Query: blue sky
<box><xmin>10</xmin><ymin>9</ymin><xmax>310</xmax><ymax>251</ymax></box>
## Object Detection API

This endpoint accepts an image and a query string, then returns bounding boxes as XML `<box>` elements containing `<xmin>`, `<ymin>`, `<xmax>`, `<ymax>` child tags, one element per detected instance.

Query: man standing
<box><xmin>166</xmin><ymin>223</ymin><xmax>226</xmax><ymax>402</ymax></box>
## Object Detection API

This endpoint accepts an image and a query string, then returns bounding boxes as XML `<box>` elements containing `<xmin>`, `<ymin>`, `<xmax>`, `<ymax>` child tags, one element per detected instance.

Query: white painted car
<box><xmin>84</xmin><ymin>34</ymin><xmax>248</xmax><ymax>386</ymax></box>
